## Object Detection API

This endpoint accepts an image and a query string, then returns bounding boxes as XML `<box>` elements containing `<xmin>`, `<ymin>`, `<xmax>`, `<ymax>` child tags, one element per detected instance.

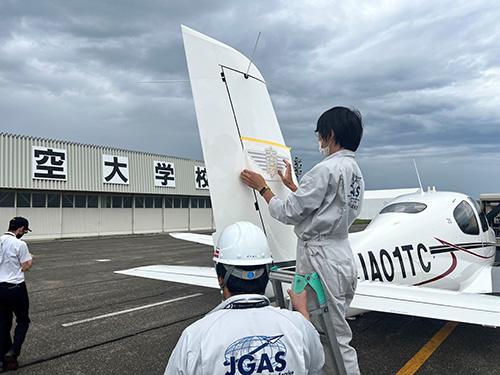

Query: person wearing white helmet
<box><xmin>164</xmin><ymin>221</ymin><xmax>324</xmax><ymax>375</ymax></box>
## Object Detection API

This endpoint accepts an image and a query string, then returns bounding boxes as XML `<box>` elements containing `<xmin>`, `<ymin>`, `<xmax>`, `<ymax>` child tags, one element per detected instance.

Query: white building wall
<box><xmin>0</xmin><ymin>201</ymin><xmax>213</xmax><ymax>240</ymax></box>
<box><xmin>0</xmin><ymin>208</ymin><xmax>63</xmax><ymax>239</ymax></box>
<box><xmin>99</xmin><ymin>209</ymin><xmax>133</xmax><ymax>236</ymax></box>
<box><xmin>0</xmin><ymin>133</ymin><xmax>214</xmax><ymax>239</ymax></box>
<box><xmin>164</xmin><ymin>209</ymin><xmax>189</xmax><ymax>232</ymax></box>
<box><xmin>0</xmin><ymin>208</ymin><xmax>17</xmax><ymax>233</ymax></box>
<box><xmin>134</xmin><ymin>209</ymin><xmax>163</xmax><ymax>234</ymax></box>
<box><xmin>19</xmin><ymin>208</ymin><xmax>63</xmax><ymax>239</ymax></box>
<box><xmin>61</xmin><ymin>209</ymin><xmax>101</xmax><ymax>237</ymax></box>
<box><xmin>190</xmin><ymin>209</ymin><xmax>213</xmax><ymax>231</ymax></box>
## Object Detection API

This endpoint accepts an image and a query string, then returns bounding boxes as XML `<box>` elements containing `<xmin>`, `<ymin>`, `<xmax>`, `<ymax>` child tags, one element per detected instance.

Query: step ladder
<box><xmin>269</xmin><ymin>266</ymin><xmax>348</xmax><ymax>375</ymax></box>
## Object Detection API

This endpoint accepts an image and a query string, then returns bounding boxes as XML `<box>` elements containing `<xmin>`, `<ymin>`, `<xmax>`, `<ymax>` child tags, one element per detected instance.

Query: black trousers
<box><xmin>0</xmin><ymin>282</ymin><xmax>31</xmax><ymax>357</ymax></box>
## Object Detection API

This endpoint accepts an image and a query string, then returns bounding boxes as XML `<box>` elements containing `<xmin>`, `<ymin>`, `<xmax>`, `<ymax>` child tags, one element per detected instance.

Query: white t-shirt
<box><xmin>165</xmin><ymin>294</ymin><xmax>324</xmax><ymax>375</ymax></box>
<box><xmin>0</xmin><ymin>232</ymin><xmax>32</xmax><ymax>284</ymax></box>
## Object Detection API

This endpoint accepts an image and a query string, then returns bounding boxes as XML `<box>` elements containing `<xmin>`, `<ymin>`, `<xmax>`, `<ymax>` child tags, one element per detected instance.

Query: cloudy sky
<box><xmin>1</xmin><ymin>0</ymin><xmax>499</xmax><ymax>199</ymax></box>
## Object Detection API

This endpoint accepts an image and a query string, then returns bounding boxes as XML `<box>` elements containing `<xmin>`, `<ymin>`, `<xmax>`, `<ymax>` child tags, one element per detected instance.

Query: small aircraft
<box><xmin>116</xmin><ymin>26</ymin><xmax>500</xmax><ymax>327</ymax></box>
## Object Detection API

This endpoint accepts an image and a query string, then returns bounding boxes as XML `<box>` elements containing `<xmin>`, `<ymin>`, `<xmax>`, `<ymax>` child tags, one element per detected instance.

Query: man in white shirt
<box><xmin>0</xmin><ymin>217</ymin><xmax>34</xmax><ymax>372</ymax></box>
<box><xmin>164</xmin><ymin>221</ymin><xmax>324</xmax><ymax>375</ymax></box>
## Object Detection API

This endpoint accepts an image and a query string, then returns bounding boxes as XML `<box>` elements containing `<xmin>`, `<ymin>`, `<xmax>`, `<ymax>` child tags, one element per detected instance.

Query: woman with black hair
<box><xmin>241</xmin><ymin>106</ymin><xmax>365</xmax><ymax>375</ymax></box>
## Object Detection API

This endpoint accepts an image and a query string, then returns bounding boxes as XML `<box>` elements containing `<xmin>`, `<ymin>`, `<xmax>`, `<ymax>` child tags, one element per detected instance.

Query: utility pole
<box><xmin>293</xmin><ymin>157</ymin><xmax>302</xmax><ymax>180</ymax></box>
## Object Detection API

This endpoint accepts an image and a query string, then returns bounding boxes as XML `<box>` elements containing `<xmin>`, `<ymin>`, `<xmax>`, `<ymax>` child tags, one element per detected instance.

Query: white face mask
<box><xmin>318</xmin><ymin>140</ymin><xmax>331</xmax><ymax>157</ymax></box>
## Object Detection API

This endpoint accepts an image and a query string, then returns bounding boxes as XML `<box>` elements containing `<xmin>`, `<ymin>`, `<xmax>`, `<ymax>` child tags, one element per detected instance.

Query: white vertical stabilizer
<box><xmin>181</xmin><ymin>25</ymin><xmax>298</xmax><ymax>262</ymax></box>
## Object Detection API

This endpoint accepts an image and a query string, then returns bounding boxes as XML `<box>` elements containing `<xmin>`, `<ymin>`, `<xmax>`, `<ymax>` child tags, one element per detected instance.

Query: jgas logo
<box><xmin>223</xmin><ymin>335</ymin><xmax>288</xmax><ymax>375</ymax></box>
<box><xmin>224</xmin><ymin>352</ymin><xmax>286</xmax><ymax>375</ymax></box>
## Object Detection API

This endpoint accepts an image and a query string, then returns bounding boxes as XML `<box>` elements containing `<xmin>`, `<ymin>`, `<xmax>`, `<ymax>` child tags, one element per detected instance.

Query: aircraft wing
<box><xmin>352</xmin><ymin>281</ymin><xmax>500</xmax><ymax>327</ymax></box>
<box><xmin>169</xmin><ymin>233</ymin><xmax>214</xmax><ymax>246</ymax></box>
<box><xmin>115</xmin><ymin>264</ymin><xmax>500</xmax><ymax>326</ymax></box>
<box><xmin>115</xmin><ymin>265</ymin><xmax>219</xmax><ymax>289</ymax></box>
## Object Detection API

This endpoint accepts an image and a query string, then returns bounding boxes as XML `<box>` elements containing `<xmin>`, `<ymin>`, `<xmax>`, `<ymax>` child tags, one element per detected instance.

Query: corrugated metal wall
<box><xmin>0</xmin><ymin>133</ymin><xmax>214</xmax><ymax>239</ymax></box>
<box><xmin>0</xmin><ymin>133</ymin><xmax>209</xmax><ymax>196</ymax></box>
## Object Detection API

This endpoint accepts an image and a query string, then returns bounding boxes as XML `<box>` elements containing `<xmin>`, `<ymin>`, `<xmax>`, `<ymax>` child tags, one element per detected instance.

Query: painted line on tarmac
<box><xmin>62</xmin><ymin>293</ymin><xmax>203</xmax><ymax>327</ymax></box>
<box><xmin>395</xmin><ymin>321</ymin><xmax>459</xmax><ymax>375</ymax></box>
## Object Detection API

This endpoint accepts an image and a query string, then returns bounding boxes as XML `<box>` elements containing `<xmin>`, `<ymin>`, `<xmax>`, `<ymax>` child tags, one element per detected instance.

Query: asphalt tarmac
<box><xmin>7</xmin><ymin>232</ymin><xmax>500</xmax><ymax>375</ymax></box>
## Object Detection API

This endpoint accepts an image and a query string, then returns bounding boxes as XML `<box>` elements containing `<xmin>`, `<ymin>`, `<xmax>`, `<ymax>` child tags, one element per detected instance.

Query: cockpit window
<box><xmin>380</xmin><ymin>202</ymin><xmax>427</xmax><ymax>214</ymax></box>
<box><xmin>453</xmin><ymin>200</ymin><xmax>479</xmax><ymax>235</ymax></box>
<box><xmin>467</xmin><ymin>197</ymin><xmax>489</xmax><ymax>232</ymax></box>
<box><xmin>468</xmin><ymin>197</ymin><xmax>480</xmax><ymax>212</ymax></box>
<box><xmin>479</xmin><ymin>211</ymin><xmax>489</xmax><ymax>232</ymax></box>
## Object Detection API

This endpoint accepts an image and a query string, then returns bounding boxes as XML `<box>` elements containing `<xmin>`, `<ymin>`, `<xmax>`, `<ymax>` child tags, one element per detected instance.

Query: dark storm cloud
<box><xmin>0</xmin><ymin>0</ymin><xmax>499</xmax><ymax>198</ymax></box>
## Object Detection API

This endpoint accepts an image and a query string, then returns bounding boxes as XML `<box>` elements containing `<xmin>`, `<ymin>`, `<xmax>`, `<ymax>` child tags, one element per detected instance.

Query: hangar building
<box><xmin>0</xmin><ymin>133</ymin><xmax>214</xmax><ymax>240</ymax></box>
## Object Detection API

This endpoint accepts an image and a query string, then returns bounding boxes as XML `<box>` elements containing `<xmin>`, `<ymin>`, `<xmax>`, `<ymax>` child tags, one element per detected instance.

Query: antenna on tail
<box><xmin>245</xmin><ymin>32</ymin><xmax>261</xmax><ymax>79</ymax></box>
<box><xmin>413</xmin><ymin>159</ymin><xmax>424</xmax><ymax>197</ymax></box>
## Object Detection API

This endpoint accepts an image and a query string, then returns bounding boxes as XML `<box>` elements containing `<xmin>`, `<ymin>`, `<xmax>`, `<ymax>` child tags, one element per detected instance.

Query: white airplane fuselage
<box><xmin>350</xmin><ymin>191</ymin><xmax>496</xmax><ymax>293</ymax></box>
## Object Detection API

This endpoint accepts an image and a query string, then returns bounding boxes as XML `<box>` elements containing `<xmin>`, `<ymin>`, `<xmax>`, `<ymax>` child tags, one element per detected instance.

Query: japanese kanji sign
<box><xmin>32</xmin><ymin>146</ymin><xmax>67</xmax><ymax>181</ymax></box>
<box><xmin>194</xmin><ymin>165</ymin><xmax>209</xmax><ymax>190</ymax></box>
<box><xmin>154</xmin><ymin>161</ymin><xmax>176</xmax><ymax>187</ymax></box>
<box><xmin>103</xmin><ymin>155</ymin><xmax>129</xmax><ymax>184</ymax></box>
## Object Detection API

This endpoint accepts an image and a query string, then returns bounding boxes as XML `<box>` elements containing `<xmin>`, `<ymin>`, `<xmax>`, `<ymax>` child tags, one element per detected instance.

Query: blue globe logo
<box><xmin>224</xmin><ymin>335</ymin><xmax>287</xmax><ymax>369</ymax></box>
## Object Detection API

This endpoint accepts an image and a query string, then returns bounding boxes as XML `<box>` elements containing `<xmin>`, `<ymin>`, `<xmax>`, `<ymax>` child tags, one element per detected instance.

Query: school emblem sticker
<box><xmin>223</xmin><ymin>334</ymin><xmax>288</xmax><ymax>375</ymax></box>
<box><xmin>265</xmin><ymin>148</ymin><xmax>278</xmax><ymax>177</ymax></box>
<box><xmin>247</xmin><ymin>147</ymin><xmax>287</xmax><ymax>178</ymax></box>
<box><xmin>348</xmin><ymin>174</ymin><xmax>363</xmax><ymax>210</ymax></box>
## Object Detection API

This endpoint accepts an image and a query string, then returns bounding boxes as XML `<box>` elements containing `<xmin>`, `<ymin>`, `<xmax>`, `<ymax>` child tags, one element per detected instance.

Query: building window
<box><xmin>0</xmin><ymin>192</ymin><xmax>15</xmax><ymax>207</ymax></box>
<box><xmin>134</xmin><ymin>196</ymin><xmax>143</xmax><ymax>208</ymax></box>
<box><xmin>88</xmin><ymin>195</ymin><xmax>98</xmax><ymax>208</ymax></box>
<box><xmin>154</xmin><ymin>197</ymin><xmax>162</xmax><ymax>208</ymax></box>
<box><xmin>47</xmin><ymin>194</ymin><xmax>61</xmax><ymax>208</ymax></box>
<box><xmin>190</xmin><ymin>197</ymin><xmax>209</xmax><ymax>209</ymax></box>
<box><xmin>62</xmin><ymin>194</ymin><xmax>74</xmax><ymax>208</ymax></box>
<box><xmin>191</xmin><ymin>198</ymin><xmax>198</xmax><ymax>208</ymax></box>
<box><xmin>32</xmin><ymin>193</ymin><xmax>46</xmax><ymax>208</ymax></box>
<box><xmin>111</xmin><ymin>196</ymin><xmax>121</xmax><ymax>208</ymax></box>
<box><xmin>75</xmin><ymin>195</ymin><xmax>87</xmax><ymax>208</ymax></box>
<box><xmin>145</xmin><ymin>197</ymin><xmax>154</xmax><ymax>208</ymax></box>
<box><xmin>17</xmin><ymin>193</ymin><xmax>31</xmax><ymax>208</ymax></box>
<box><xmin>173</xmin><ymin>197</ymin><xmax>180</xmax><ymax>208</ymax></box>
<box><xmin>170</xmin><ymin>197</ymin><xmax>189</xmax><ymax>209</ymax></box>
<box><xmin>102</xmin><ymin>196</ymin><xmax>112</xmax><ymax>208</ymax></box>
<box><xmin>165</xmin><ymin>197</ymin><xmax>173</xmax><ymax>208</ymax></box>
<box><xmin>181</xmin><ymin>198</ymin><xmax>188</xmax><ymax>208</ymax></box>
<box><xmin>123</xmin><ymin>196</ymin><xmax>132</xmax><ymax>208</ymax></box>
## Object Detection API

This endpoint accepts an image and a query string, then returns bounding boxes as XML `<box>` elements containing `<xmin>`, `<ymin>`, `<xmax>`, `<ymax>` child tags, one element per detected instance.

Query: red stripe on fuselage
<box><xmin>434</xmin><ymin>237</ymin><xmax>495</xmax><ymax>259</ymax></box>
<box><xmin>414</xmin><ymin>252</ymin><xmax>457</xmax><ymax>286</ymax></box>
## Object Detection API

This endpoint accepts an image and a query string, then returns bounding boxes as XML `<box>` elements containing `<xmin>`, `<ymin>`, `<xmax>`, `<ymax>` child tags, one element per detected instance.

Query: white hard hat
<box><xmin>214</xmin><ymin>221</ymin><xmax>273</xmax><ymax>266</ymax></box>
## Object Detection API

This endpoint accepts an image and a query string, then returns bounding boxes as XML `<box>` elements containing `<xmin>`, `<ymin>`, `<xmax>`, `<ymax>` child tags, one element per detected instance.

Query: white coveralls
<box><xmin>269</xmin><ymin>150</ymin><xmax>364</xmax><ymax>375</ymax></box>
<box><xmin>164</xmin><ymin>294</ymin><xmax>324</xmax><ymax>375</ymax></box>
